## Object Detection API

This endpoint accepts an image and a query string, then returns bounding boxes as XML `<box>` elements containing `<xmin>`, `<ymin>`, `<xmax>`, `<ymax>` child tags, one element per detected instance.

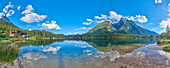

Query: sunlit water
<box><xmin>17</xmin><ymin>40</ymin><xmax>170</xmax><ymax>68</ymax></box>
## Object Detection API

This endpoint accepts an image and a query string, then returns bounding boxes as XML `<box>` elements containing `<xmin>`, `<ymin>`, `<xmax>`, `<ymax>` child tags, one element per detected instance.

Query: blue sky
<box><xmin>0</xmin><ymin>0</ymin><xmax>170</xmax><ymax>35</ymax></box>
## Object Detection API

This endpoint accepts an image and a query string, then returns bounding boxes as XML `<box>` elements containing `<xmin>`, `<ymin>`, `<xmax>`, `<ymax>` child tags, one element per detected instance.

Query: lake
<box><xmin>12</xmin><ymin>39</ymin><xmax>170</xmax><ymax>68</ymax></box>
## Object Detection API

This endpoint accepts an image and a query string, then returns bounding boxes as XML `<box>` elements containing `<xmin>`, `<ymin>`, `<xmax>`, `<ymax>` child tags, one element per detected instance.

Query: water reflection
<box><xmin>17</xmin><ymin>39</ymin><xmax>170</xmax><ymax>68</ymax></box>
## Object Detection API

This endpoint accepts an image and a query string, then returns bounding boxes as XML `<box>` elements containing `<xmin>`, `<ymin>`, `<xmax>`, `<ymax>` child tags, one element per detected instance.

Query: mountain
<box><xmin>0</xmin><ymin>16</ymin><xmax>20</xmax><ymax>31</ymax></box>
<box><xmin>0</xmin><ymin>17</ymin><xmax>64</xmax><ymax>37</ymax></box>
<box><xmin>1</xmin><ymin>16</ymin><xmax>10</xmax><ymax>22</ymax></box>
<box><xmin>87</xmin><ymin>17</ymin><xmax>158</xmax><ymax>36</ymax></box>
<box><xmin>88</xmin><ymin>20</ymin><xmax>117</xmax><ymax>34</ymax></box>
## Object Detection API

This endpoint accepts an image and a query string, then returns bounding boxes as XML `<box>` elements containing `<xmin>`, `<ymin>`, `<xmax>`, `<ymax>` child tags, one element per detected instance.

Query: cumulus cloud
<box><xmin>109</xmin><ymin>11</ymin><xmax>122</xmax><ymax>20</ymax></box>
<box><xmin>87</xmin><ymin>18</ymin><xmax>93</xmax><ymax>22</ymax></box>
<box><xmin>20</xmin><ymin>13</ymin><xmax>47</xmax><ymax>23</ymax></box>
<box><xmin>17</xmin><ymin>6</ymin><xmax>21</xmax><ymax>10</ymax></box>
<box><xmin>160</xmin><ymin>18</ymin><xmax>170</xmax><ymax>28</ymax></box>
<box><xmin>6</xmin><ymin>10</ymin><xmax>15</xmax><ymax>17</ymax></box>
<box><xmin>3</xmin><ymin>8</ymin><xmax>7</xmax><ymax>13</ymax></box>
<box><xmin>22</xmin><ymin>5</ymin><xmax>34</xmax><ymax>14</ymax></box>
<box><xmin>3</xmin><ymin>2</ymin><xmax>14</xmax><ymax>13</ymax></box>
<box><xmin>168</xmin><ymin>3</ymin><xmax>170</xmax><ymax>16</ymax></box>
<box><xmin>83</xmin><ymin>22</ymin><xmax>92</xmax><ymax>25</ymax></box>
<box><xmin>82</xmin><ymin>18</ymin><xmax>93</xmax><ymax>25</ymax></box>
<box><xmin>155</xmin><ymin>0</ymin><xmax>162</xmax><ymax>3</ymax></box>
<box><xmin>41</xmin><ymin>21</ymin><xmax>61</xmax><ymax>30</ymax></box>
<box><xmin>74</xmin><ymin>27</ymin><xmax>91</xmax><ymax>30</ymax></box>
<box><xmin>129</xmin><ymin>15</ymin><xmax>148</xmax><ymax>23</ymax></box>
<box><xmin>0</xmin><ymin>2</ymin><xmax>15</xmax><ymax>18</ymax></box>
<box><xmin>95</xmin><ymin>14</ymin><xmax>107</xmax><ymax>19</ymax></box>
<box><xmin>21</xmin><ymin>5</ymin><xmax>47</xmax><ymax>23</ymax></box>
<box><xmin>83</xmin><ymin>11</ymin><xmax>148</xmax><ymax>26</ymax></box>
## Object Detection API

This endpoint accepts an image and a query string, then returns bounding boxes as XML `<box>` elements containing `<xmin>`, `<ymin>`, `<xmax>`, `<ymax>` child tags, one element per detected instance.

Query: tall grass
<box><xmin>0</xmin><ymin>45</ymin><xmax>19</xmax><ymax>64</ymax></box>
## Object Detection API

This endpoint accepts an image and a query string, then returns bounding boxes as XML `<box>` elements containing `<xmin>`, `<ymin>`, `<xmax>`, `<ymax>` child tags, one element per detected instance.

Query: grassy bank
<box><xmin>157</xmin><ymin>40</ymin><xmax>170</xmax><ymax>46</ymax></box>
<box><xmin>157</xmin><ymin>40</ymin><xmax>170</xmax><ymax>52</ymax></box>
<box><xmin>0</xmin><ymin>45</ymin><xmax>19</xmax><ymax>64</ymax></box>
<box><xmin>163</xmin><ymin>45</ymin><xmax>170</xmax><ymax>52</ymax></box>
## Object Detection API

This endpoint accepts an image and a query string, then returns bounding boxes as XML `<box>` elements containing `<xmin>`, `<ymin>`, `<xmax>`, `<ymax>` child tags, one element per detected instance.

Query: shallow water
<box><xmin>17</xmin><ymin>39</ymin><xmax>170</xmax><ymax>68</ymax></box>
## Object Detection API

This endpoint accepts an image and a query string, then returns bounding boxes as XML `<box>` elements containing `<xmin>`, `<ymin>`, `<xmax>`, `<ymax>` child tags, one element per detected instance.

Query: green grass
<box><xmin>0</xmin><ymin>45</ymin><xmax>19</xmax><ymax>64</ymax></box>
<box><xmin>0</xmin><ymin>40</ymin><xmax>12</xmax><ymax>44</ymax></box>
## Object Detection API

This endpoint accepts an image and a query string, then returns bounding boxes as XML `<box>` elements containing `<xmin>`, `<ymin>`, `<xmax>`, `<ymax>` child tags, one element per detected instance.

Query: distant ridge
<box><xmin>87</xmin><ymin>17</ymin><xmax>158</xmax><ymax>36</ymax></box>
<box><xmin>0</xmin><ymin>16</ymin><xmax>11</xmax><ymax>22</ymax></box>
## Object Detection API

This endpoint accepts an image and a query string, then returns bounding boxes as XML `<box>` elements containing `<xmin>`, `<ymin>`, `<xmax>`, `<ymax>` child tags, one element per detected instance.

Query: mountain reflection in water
<box><xmin>17</xmin><ymin>39</ymin><xmax>170</xmax><ymax>68</ymax></box>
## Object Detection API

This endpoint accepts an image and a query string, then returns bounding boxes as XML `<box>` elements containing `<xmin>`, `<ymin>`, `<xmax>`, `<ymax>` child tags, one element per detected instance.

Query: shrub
<box><xmin>157</xmin><ymin>40</ymin><xmax>161</xmax><ymax>45</ymax></box>
<box><xmin>163</xmin><ymin>45</ymin><xmax>170</xmax><ymax>52</ymax></box>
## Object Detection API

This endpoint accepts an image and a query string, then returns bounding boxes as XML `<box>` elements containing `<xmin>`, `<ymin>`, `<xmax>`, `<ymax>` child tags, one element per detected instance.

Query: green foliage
<box><xmin>87</xmin><ymin>18</ymin><xmax>158</xmax><ymax>36</ymax></box>
<box><xmin>157</xmin><ymin>40</ymin><xmax>161</xmax><ymax>45</ymax></box>
<box><xmin>0</xmin><ymin>40</ymin><xmax>12</xmax><ymax>44</ymax></box>
<box><xmin>14</xmin><ymin>34</ymin><xmax>19</xmax><ymax>38</ymax></box>
<box><xmin>163</xmin><ymin>45</ymin><xmax>170</xmax><ymax>52</ymax></box>
<box><xmin>88</xmin><ymin>20</ymin><xmax>116</xmax><ymax>33</ymax></box>
<box><xmin>157</xmin><ymin>40</ymin><xmax>170</xmax><ymax>45</ymax></box>
<box><xmin>0</xmin><ymin>19</ymin><xmax>64</xmax><ymax>38</ymax></box>
<box><xmin>0</xmin><ymin>45</ymin><xmax>19</xmax><ymax>64</ymax></box>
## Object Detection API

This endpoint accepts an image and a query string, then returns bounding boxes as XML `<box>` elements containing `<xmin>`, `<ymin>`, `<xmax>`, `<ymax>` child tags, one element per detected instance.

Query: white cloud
<box><xmin>21</xmin><ymin>5</ymin><xmax>47</xmax><ymax>23</ymax></box>
<box><xmin>160</xmin><ymin>18</ymin><xmax>170</xmax><ymax>28</ymax></box>
<box><xmin>3</xmin><ymin>2</ymin><xmax>14</xmax><ymax>13</ymax></box>
<box><xmin>129</xmin><ymin>15</ymin><xmax>148</xmax><ymax>23</ymax></box>
<box><xmin>3</xmin><ymin>8</ymin><xmax>7</xmax><ymax>13</ymax></box>
<box><xmin>87</xmin><ymin>18</ymin><xmax>93</xmax><ymax>22</ymax></box>
<box><xmin>27</xmin><ymin>25</ymin><xmax>31</xmax><ymax>27</ymax></box>
<box><xmin>84</xmin><ymin>11</ymin><xmax>148</xmax><ymax>26</ymax></box>
<box><xmin>6</xmin><ymin>10</ymin><xmax>15</xmax><ymax>17</ymax></box>
<box><xmin>41</xmin><ymin>21</ymin><xmax>61</xmax><ymax>30</ymax></box>
<box><xmin>17</xmin><ymin>6</ymin><xmax>21</xmax><ymax>10</ymax></box>
<box><xmin>74</xmin><ymin>27</ymin><xmax>91</xmax><ymax>30</ymax></box>
<box><xmin>168</xmin><ymin>3</ymin><xmax>170</xmax><ymax>16</ymax></box>
<box><xmin>22</xmin><ymin>5</ymin><xmax>34</xmax><ymax>14</ymax></box>
<box><xmin>83</xmin><ymin>22</ymin><xmax>92</xmax><ymax>25</ymax></box>
<box><xmin>109</xmin><ymin>11</ymin><xmax>122</xmax><ymax>20</ymax></box>
<box><xmin>155</xmin><ymin>0</ymin><xmax>162</xmax><ymax>3</ymax></box>
<box><xmin>28</xmin><ymin>29</ymin><xmax>31</xmax><ymax>31</ymax></box>
<box><xmin>95</xmin><ymin>14</ymin><xmax>107</xmax><ymax>19</ymax></box>
<box><xmin>21</xmin><ymin>13</ymin><xmax>47</xmax><ymax>23</ymax></box>
<box><xmin>0</xmin><ymin>13</ymin><xmax>5</xmax><ymax>18</ymax></box>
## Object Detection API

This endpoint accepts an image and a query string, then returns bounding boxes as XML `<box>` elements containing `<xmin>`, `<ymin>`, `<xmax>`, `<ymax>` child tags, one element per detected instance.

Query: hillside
<box><xmin>0</xmin><ymin>16</ymin><xmax>64</xmax><ymax>37</ymax></box>
<box><xmin>87</xmin><ymin>17</ymin><xmax>158</xmax><ymax>36</ymax></box>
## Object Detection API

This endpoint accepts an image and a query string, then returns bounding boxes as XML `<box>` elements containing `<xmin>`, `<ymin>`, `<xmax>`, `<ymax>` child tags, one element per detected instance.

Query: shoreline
<box><xmin>0</xmin><ymin>58</ymin><xmax>20</xmax><ymax>68</ymax></box>
<box><xmin>147</xmin><ymin>45</ymin><xmax>167</xmax><ymax>50</ymax></box>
